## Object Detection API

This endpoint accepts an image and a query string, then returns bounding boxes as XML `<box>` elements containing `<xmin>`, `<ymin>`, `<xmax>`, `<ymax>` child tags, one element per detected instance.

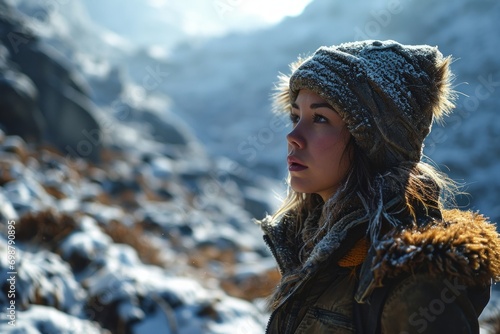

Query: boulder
<box><xmin>0</xmin><ymin>4</ymin><xmax>102</xmax><ymax>161</ymax></box>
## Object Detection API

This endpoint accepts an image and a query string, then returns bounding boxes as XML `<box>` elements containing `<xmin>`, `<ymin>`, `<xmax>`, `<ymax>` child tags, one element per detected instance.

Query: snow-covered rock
<box><xmin>0</xmin><ymin>246</ymin><xmax>86</xmax><ymax>315</ymax></box>
<box><xmin>0</xmin><ymin>305</ymin><xmax>107</xmax><ymax>334</ymax></box>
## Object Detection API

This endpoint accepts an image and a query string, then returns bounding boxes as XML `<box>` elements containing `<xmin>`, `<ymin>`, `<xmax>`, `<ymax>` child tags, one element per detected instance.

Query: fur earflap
<box><xmin>429</xmin><ymin>55</ymin><xmax>457</xmax><ymax>122</ymax></box>
<box><xmin>272</xmin><ymin>57</ymin><xmax>306</xmax><ymax>115</ymax></box>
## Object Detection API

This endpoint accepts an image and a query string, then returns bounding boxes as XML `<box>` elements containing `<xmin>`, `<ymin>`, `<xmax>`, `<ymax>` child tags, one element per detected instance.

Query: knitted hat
<box><xmin>275</xmin><ymin>40</ymin><xmax>455</xmax><ymax>171</ymax></box>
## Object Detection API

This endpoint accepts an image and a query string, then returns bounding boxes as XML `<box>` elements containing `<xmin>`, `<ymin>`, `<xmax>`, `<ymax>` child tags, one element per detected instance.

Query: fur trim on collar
<box><xmin>371</xmin><ymin>209</ymin><xmax>500</xmax><ymax>286</ymax></box>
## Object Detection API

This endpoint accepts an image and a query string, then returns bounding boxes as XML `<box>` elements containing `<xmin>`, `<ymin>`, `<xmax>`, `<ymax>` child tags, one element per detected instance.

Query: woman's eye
<box><xmin>313</xmin><ymin>113</ymin><xmax>329</xmax><ymax>123</ymax></box>
<box><xmin>289</xmin><ymin>113</ymin><xmax>299</xmax><ymax>124</ymax></box>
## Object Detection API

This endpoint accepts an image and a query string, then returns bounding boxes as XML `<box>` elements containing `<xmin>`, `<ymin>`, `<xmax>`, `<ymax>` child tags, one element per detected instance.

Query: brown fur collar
<box><xmin>371</xmin><ymin>209</ymin><xmax>500</xmax><ymax>286</ymax></box>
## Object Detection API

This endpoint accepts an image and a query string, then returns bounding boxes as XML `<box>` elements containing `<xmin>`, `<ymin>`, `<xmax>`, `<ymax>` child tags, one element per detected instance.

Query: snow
<box><xmin>79</xmin><ymin>248</ymin><xmax>267</xmax><ymax>333</ymax></box>
<box><xmin>0</xmin><ymin>189</ymin><xmax>18</xmax><ymax>220</ymax></box>
<box><xmin>206</xmin><ymin>296</ymin><xmax>267</xmax><ymax>334</ymax></box>
<box><xmin>131</xmin><ymin>304</ymin><xmax>171</xmax><ymax>334</ymax></box>
<box><xmin>0</xmin><ymin>305</ymin><xmax>104</xmax><ymax>334</ymax></box>
<box><xmin>0</xmin><ymin>247</ymin><xmax>86</xmax><ymax>315</ymax></box>
<box><xmin>59</xmin><ymin>227</ymin><xmax>111</xmax><ymax>268</ymax></box>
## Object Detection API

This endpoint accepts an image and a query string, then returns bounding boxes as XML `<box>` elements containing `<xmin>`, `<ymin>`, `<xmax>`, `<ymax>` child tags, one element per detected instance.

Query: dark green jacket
<box><xmin>261</xmin><ymin>209</ymin><xmax>500</xmax><ymax>333</ymax></box>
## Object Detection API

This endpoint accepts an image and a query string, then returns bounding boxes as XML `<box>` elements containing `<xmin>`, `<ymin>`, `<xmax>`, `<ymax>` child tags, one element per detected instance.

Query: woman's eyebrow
<box><xmin>291</xmin><ymin>102</ymin><xmax>335</xmax><ymax>110</ymax></box>
<box><xmin>310</xmin><ymin>102</ymin><xmax>335</xmax><ymax>110</ymax></box>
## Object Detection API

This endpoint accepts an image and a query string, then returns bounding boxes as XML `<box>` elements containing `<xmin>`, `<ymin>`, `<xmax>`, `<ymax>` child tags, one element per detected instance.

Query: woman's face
<box><xmin>287</xmin><ymin>89</ymin><xmax>352</xmax><ymax>201</ymax></box>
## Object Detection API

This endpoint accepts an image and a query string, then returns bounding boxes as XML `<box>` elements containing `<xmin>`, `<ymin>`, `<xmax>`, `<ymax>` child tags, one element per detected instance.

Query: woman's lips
<box><xmin>287</xmin><ymin>156</ymin><xmax>308</xmax><ymax>172</ymax></box>
<box><xmin>289</xmin><ymin>163</ymin><xmax>308</xmax><ymax>172</ymax></box>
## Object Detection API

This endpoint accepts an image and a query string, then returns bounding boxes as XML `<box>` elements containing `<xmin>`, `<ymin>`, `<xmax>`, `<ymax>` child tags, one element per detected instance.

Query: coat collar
<box><xmin>356</xmin><ymin>209</ymin><xmax>500</xmax><ymax>303</ymax></box>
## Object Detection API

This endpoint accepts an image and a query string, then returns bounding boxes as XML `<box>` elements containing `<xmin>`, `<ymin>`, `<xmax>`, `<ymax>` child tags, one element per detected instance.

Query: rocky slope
<box><xmin>0</xmin><ymin>1</ymin><xmax>279</xmax><ymax>332</ymax></box>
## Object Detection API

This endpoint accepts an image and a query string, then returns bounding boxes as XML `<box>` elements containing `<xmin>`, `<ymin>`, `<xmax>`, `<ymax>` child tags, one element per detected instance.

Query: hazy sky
<box><xmin>210</xmin><ymin>0</ymin><xmax>314</xmax><ymax>25</ymax></box>
<box><xmin>82</xmin><ymin>0</ymin><xmax>314</xmax><ymax>49</ymax></box>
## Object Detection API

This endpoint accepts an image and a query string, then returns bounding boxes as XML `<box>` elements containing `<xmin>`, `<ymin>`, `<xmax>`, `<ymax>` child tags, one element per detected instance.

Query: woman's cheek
<box><xmin>317</xmin><ymin>133</ymin><xmax>345</xmax><ymax>153</ymax></box>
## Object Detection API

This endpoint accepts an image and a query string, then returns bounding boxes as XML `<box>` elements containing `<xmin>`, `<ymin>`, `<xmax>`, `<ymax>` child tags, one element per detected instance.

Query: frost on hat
<box><xmin>274</xmin><ymin>40</ymin><xmax>455</xmax><ymax>170</ymax></box>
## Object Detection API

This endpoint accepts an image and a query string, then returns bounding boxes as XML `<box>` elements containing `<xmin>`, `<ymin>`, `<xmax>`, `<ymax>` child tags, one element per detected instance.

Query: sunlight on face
<box><xmin>287</xmin><ymin>89</ymin><xmax>352</xmax><ymax>201</ymax></box>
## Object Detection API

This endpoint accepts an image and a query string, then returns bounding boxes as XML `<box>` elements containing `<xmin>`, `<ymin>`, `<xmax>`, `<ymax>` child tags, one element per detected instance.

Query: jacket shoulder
<box><xmin>379</xmin><ymin>273</ymin><xmax>489</xmax><ymax>333</ymax></box>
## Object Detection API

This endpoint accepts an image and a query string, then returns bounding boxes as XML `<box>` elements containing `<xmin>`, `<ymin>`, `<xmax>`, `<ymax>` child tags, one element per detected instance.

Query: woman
<box><xmin>259</xmin><ymin>40</ymin><xmax>500</xmax><ymax>333</ymax></box>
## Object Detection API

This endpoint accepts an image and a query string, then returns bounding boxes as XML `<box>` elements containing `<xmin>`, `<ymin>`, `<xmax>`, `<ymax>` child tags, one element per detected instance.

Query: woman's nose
<box><xmin>287</xmin><ymin>126</ymin><xmax>305</xmax><ymax>149</ymax></box>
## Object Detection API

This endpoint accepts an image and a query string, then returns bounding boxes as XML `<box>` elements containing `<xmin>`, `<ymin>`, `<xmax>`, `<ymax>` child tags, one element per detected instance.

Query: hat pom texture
<box><xmin>274</xmin><ymin>40</ymin><xmax>455</xmax><ymax>170</ymax></box>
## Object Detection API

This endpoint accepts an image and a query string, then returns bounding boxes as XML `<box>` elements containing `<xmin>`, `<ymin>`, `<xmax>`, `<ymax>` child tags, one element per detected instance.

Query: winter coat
<box><xmin>261</xmin><ymin>208</ymin><xmax>500</xmax><ymax>333</ymax></box>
